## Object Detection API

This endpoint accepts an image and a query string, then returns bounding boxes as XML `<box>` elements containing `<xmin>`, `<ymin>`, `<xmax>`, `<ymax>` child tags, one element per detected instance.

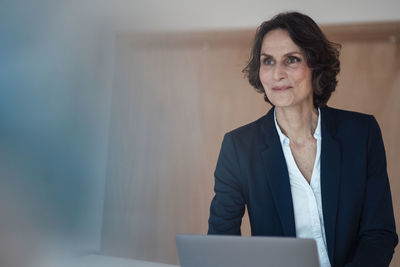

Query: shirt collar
<box><xmin>274</xmin><ymin>107</ymin><xmax>321</xmax><ymax>146</ymax></box>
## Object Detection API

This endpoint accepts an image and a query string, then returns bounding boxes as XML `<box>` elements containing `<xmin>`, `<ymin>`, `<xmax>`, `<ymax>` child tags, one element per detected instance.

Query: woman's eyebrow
<box><xmin>260</xmin><ymin>51</ymin><xmax>303</xmax><ymax>57</ymax></box>
<box><xmin>284</xmin><ymin>51</ymin><xmax>303</xmax><ymax>57</ymax></box>
<box><xmin>260</xmin><ymin>53</ymin><xmax>272</xmax><ymax>57</ymax></box>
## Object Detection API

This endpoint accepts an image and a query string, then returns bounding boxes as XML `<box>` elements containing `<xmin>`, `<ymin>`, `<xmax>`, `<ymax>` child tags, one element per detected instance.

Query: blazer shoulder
<box><xmin>324</xmin><ymin>106</ymin><xmax>373</xmax><ymax>121</ymax></box>
<box><xmin>322</xmin><ymin>106</ymin><xmax>379</xmax><ymax>140</ymax></box>
<box><xmin>222</xmin><ymin>114</ymin><xmax>269</xmax><ymax>151</ymax></box>
<box><xmin>226</xmin><ymin>114</ymin><xmax>266</xmax><ymax>139</ymax></box>
<box><xmin>323</xmin><ymin>106</ymin><xmax>375</xmax><ymax>128</ymax></box>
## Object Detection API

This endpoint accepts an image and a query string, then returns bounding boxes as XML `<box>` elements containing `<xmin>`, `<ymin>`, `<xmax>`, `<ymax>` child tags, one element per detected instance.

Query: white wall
<box><xmin>107</xmin><ymin>0</ymin><xmax>400</xmax><ymax>31</ymax></box>
<box><xmin>1</xmin><ymin>0</ymin><xmax>399</xmax><ymax>264</ymax></box>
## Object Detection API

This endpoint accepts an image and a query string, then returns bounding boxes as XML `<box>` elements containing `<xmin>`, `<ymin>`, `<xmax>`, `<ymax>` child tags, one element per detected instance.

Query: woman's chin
<box><xmin>269</xmin><ymin>98</ymin><xmax>294</xmax><ymax>108</ymax></box>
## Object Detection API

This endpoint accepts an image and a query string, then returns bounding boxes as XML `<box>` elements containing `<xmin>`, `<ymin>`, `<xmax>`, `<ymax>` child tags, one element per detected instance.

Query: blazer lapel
<box><xmin>259</xmin><ymin>106</ymin><xmax>341</xmax><ymax>257</ymax></box>
<box><xmin>320</xmin><ymin>107</ymin><xmax>341</xmax><ymax>263</ymax></box>
<box><xmin>260</xmin><ymin>108</ymin><xmax>296</xmax><ymax>237</ymax></box>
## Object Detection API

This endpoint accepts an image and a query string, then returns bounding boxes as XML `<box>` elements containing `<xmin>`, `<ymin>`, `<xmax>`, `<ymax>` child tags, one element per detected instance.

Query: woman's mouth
<box><xmin>272</xmin><ymin>86</ymin><xmax>292</xmax><ymax>91</ymax></box>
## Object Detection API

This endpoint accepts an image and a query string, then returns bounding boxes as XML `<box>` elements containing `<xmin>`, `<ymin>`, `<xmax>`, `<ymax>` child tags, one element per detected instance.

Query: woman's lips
<box><xmin>272</xmin><ymin>86</ymin><xmax>292</xmax><ymax>91</ymax></box>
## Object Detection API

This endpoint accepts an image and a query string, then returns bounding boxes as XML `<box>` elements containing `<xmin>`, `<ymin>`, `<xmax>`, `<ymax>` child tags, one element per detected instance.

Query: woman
<box><xmin>208</xmin><ymin>12</ymin><xmax>398</xmax><ymax>267</ymax></box>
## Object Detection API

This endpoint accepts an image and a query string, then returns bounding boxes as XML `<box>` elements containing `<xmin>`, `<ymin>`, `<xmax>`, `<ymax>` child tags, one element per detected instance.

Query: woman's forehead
<box><xmin>260</xmin><ymin>29</ymin><xmax>302</xmax><ymax>55</ymax></box>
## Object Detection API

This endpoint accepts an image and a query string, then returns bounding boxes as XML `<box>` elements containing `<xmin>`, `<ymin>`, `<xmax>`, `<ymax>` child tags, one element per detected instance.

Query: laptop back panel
<box><xmin>176</xmin><ymin>235</ymin><xmax>319</xmax><ymax>267</ymax></box>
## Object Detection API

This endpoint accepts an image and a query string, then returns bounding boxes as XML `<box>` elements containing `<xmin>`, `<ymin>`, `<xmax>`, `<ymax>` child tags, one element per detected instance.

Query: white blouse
<box><xmin>274</xmin><ymin>109</ymin><xmax>331</xmax><ymax>267</ymax></box>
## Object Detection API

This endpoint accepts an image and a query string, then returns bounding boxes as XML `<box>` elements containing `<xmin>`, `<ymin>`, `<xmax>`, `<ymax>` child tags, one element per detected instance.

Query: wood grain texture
<box><xmin>101</xmin><ymin>22</ymin><xmax>400</xmax><ymax>266</ymax></box>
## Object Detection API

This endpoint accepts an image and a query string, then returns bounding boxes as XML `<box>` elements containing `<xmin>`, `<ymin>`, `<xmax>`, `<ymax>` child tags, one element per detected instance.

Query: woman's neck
<box><xmin>275</xmin><ymin>104</ymin><xmax>319</xmax><ymax>144</ymax></box>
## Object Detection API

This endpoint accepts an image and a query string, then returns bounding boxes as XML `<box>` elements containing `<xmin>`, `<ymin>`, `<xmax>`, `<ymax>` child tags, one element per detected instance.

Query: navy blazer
<box><xmin>208</xmin><ymin>106</ymin><xmax>398</xmax><ymax>267</ymax></box>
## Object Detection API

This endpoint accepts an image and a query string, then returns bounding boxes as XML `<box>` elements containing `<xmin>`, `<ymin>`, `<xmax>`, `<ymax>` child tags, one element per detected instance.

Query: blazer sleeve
<box><xmin>345</xmin><ymin>116</ymin><xmax>398</xmax><ymax>267</ymax></box>
<box><xmin>208</xmin><ymin>132</ymin><xmax>245</xmax><ymax>235</ymax></box>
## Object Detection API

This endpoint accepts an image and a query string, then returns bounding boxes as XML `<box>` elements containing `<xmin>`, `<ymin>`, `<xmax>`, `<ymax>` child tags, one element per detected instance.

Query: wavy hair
<box><xmin>242</xmin><ymin>12</ymin><xmax>341</xmax><ymax>107</ymax></box>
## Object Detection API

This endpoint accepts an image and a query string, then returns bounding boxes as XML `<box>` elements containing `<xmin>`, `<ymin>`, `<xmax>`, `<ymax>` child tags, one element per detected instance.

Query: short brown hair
<box><xmin>242</xmin><ymin>12</ymin><xmax>341</xmax><ymax>107</ymax></box>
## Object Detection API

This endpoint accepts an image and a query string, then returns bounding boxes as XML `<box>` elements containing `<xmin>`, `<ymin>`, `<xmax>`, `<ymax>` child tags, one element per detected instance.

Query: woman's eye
<box><xmin>262</xmin><ymin>58</ymin><xmax>274</xmax><ymax>65</ymax></box>
<box><xmin>287</xmin><ymin>56</ymin><xmax>301</xmax><ymax>64</ymax></box>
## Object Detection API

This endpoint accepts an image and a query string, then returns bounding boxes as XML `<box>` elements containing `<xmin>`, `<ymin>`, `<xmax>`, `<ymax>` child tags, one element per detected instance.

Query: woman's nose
<box><xmin>272</xmin><ymin>63</ymin><xmax>286</xmax><ymax>81</ymax></box>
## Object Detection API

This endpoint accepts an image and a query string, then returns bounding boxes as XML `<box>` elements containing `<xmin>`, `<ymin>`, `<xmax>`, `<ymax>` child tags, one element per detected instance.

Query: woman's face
<box><xmin>259</xmin><ymin>29</ymin><xmax>313</xmax><ymax>108</ymax></box>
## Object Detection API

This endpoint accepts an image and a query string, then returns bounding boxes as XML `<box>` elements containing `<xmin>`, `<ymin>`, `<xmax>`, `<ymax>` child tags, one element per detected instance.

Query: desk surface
<box><xmin>47</xmin><ymin>254</ymin><xmax>180</xmax><ymax>267</ymax></box>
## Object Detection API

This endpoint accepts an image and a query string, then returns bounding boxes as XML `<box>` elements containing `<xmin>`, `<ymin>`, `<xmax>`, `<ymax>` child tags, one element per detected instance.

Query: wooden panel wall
<box><xmin>101</xmin><ymin>23</ymin><xmax>400</xmax><ymax>266</ymax></box>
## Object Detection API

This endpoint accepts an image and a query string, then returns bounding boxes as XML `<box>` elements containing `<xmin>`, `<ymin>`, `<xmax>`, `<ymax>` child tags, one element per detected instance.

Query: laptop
<box><xmin>176</xmin><ymin>234</ymin><xmax>319</xmax><ymax>267</ymax></box>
